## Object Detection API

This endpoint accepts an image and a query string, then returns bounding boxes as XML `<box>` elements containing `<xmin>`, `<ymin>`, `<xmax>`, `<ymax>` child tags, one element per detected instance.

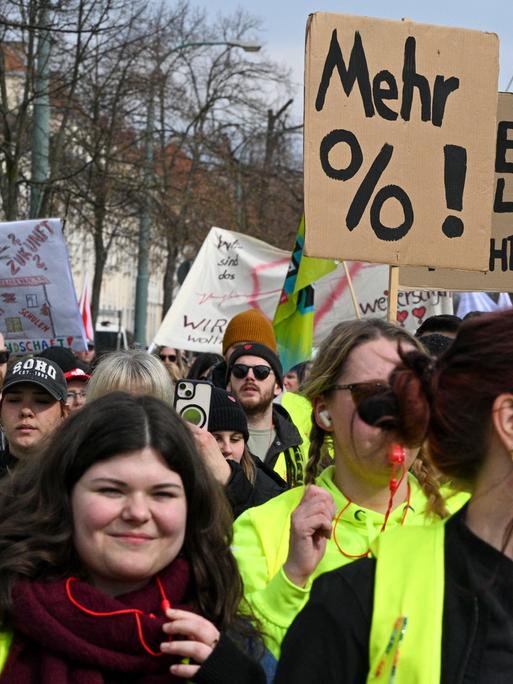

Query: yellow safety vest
<box><xmin>367</xmin><ymin>524</ymin><xmax>446</xmax><ymax>684</ymax></box>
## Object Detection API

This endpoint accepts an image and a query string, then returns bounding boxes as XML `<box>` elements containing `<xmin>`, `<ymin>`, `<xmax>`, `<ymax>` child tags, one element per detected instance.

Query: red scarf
<box><xmin>2</xmin><ymin>558</ymin><xmax>194</xmax><ymax>683</ymax></box>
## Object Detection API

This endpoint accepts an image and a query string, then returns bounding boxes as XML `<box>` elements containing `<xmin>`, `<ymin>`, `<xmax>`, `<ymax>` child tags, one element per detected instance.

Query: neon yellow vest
<box><xmin>281</xmin><ymin>392</ymin><xmax>313</xmax><ymax>460</ymax></box>
<box><xmin>0</xmin><ymin>630</ymin><xmax>13</xmax><ymax>673</ymax></box>
<box><xmin>367</xmin><ymin>524</ymin><xmax>446</xmax><ymax>684</ymax></box>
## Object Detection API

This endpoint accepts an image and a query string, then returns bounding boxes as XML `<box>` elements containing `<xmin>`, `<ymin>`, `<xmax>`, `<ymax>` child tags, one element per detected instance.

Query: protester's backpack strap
<box><xmin>367</xmin><ymin>524</ymin><xmax>445</xmax><ymax>684</ymax></box>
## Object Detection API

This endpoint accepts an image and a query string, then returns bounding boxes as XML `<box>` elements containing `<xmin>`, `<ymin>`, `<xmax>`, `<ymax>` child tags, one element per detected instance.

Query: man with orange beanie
<box><xmin>210</xmin><ymin>309</ymin><xmax>278</xmax><ymax>388</ymax></box>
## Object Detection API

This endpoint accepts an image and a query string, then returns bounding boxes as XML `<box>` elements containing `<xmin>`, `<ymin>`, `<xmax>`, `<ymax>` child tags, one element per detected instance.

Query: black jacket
<box><xmin>209</xmin><ymin>360</ymin><xmax>228</xmax><ymax>388</ymax></box>
<box><xmin>275</xmin><ymin>507</ymin><xmax>513</xmax><ymax>684</ymax></box>
<box><xmin>224</xmin><ymin>458</ymin><xmax>287</xmax><ymax>519</ymax></box>
<box><xmin>195</xmin><ymin>632</ymin><xmax>268</xmax><ymax>684</ymax></box>
<box><xmin>264</xmin><ymin>404</ymin><xmax>304</xmax><ymax>487</ymax></box>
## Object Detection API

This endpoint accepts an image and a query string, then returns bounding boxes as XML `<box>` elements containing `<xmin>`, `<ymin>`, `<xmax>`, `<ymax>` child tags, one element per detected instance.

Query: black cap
<box><xmin>37</xmin><ymin>346</ymin><xmax>78</xmax><ymax>373</ymax></box>
<box><xmin>3</xmin><ymin>357</ymin><xmax>67</xmax><ymax>401</ymax></box>
<box><xmin>208</xmin><ymin>388</ymin><xmax>249</xmax><ymax>442</ymax></box>
<box><xmin>226</xmin><ymin>342</ymin><xmax>283</xmax><ymax>388</ymax></box>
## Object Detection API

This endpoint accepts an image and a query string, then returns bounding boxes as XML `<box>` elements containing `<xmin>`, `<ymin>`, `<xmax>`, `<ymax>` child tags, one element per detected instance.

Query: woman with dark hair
<box><xmin>233</xmin><ymin>318</ymin><xmax>465</xmax><ymax>658</ymax></box>
<box><xmin>0</xmin><ymin>392</ymin><xmax>269</xmax><ymax>682</ymax></box>
<box><xmin>276</xmin><ymin>309</ymin><xmax>513</xmax><ymax>683</ymax></box>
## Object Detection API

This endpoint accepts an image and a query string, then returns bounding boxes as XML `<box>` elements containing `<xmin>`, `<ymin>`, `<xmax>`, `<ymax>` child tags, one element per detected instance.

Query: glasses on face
<box><xmin>0</xmin><ymin>350</ymin><xmax>10</xmax><ymax>364</ymax></box>
<box><xmin>231</xmin><ymin>363</ymin><xmax>273</xmax><ymax>381</ymax></box>
<box><xmin>159</xmin><ymin>354</ymin><xmax>177</xmax><ymax>362</ymax></box>
<box><xmin>67</xmin><ymin>390</ymin><xmax>87</xmax><ymax>402</ymax></box>
<box><xmin>327</xmin><ymin>381</ymin><xmax>389</xmax><ymax>407</ymax></box>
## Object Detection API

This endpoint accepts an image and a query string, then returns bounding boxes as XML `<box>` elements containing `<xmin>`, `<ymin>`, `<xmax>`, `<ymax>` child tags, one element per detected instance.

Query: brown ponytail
<box><xmin>410</xmin><ymin>449</ymin><xmax>449</xmax><ymax>519</ymax></box>
<box><xmin>305</xmin><ymin>421</ymin><xmax>333</xmax><ymax>484</ymax></box>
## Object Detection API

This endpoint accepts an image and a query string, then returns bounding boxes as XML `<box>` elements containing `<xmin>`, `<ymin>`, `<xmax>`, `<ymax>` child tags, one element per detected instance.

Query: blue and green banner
<box><xmin>273</xmin><ymin>216</ymin><xmax>336</xmax><ymax>372</ymax></box>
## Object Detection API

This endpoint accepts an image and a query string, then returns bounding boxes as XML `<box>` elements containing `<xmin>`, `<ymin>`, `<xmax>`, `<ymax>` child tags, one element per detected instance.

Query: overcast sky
<box><xmin>201</xmin><ymin>0</ymin><xmax>513</xmax><ymax>121</ymax></box>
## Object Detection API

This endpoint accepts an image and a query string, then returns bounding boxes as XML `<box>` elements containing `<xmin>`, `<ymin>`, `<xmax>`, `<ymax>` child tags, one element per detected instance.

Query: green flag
<box><xmin>273</xmin><ymin>217</ymin><xmax>337</xmax><ymax>372</ymax></box>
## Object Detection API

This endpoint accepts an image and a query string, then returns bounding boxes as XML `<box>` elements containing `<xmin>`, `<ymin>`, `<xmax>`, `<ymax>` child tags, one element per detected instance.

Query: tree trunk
<box><xmin>162</xmin><ymin>238</ymin><xmax>178</xmax><ymax>319</ymax></box>
<box><xmin>91</xmin><ymin>203</ymin><xmax>107</xmax><ymax>327</ymax></box>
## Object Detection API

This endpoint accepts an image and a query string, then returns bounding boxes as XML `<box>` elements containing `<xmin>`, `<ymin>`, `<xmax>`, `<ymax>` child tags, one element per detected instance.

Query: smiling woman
<box><xmin>0</xmin><ymin>392</ymin><xmax>270</xmax><ymax>683</ymax></box>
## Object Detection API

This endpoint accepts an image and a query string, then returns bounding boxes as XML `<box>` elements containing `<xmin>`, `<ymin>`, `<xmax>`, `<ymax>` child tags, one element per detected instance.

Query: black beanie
<box><xmin>208</xmin><ymin>388</ymin><xmax>249</xmax><ymax>442</ymax></box>
<box><xmin>226</xmin><ymin>342</ymin><xmax>283</xmax><ymax>388</ymax></box>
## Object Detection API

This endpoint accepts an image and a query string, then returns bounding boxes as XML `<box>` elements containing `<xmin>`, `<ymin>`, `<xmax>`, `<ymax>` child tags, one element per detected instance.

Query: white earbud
<box><xmin>318</xmin><ymin>410</ymin><xmax>332</xmax><ymax>428</ymax></box>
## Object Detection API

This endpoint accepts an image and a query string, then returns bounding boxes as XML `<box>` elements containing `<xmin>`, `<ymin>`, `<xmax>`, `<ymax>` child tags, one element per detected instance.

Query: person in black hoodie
<box><xmin>189</xmin><ymin>387</ymin><xmax>287</xmax><ymax>518</ymax></box>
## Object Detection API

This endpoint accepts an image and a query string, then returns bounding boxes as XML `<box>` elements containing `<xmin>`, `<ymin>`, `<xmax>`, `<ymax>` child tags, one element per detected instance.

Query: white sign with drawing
<box><xmin>0</xmin><ymin>219</ymin><xmax>87</xmax><ymax>353</ymax></box>
<box><xmin>154</xmin><ymin>227</ymin><xmax>453</xmax><ymax>353</ymax></box>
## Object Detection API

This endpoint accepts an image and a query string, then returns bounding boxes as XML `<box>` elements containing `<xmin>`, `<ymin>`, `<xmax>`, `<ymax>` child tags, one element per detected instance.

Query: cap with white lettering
<box><xmin>2</xmin><ymin>357</ymin><xmax>67</xmax><ymax>401</ymax></box>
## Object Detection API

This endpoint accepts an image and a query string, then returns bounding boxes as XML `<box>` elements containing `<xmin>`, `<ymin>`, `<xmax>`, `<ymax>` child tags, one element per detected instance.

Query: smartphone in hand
<box><xmin>174</xmin><ymin>380</ymin><xmax>213</xmax><ymax>429</ymax></box>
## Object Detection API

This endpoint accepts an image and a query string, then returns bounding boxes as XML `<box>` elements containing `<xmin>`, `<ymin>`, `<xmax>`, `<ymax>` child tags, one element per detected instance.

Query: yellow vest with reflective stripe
<box><xmin>367</xmin><ymin>524</ymin><xmax>446</xmax><ymax>684</ymax></box>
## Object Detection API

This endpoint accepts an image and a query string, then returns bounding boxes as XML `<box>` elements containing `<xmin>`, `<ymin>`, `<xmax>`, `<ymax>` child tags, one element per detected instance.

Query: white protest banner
<box><xmin>304</xmin><ymin>13</ymin><xmax>499</xmax><ymax>269</ymax></box>
<box><xmin>154</xmin><ymin>227</ymin><xmax>290</xmax><ymax>352</ymax></box>
<box><xmin>0</xmin><ymin>219</ymin><xmax>87</xmax><ymax>353</ymax></box>
<box><xmin>400</xmin><ymin>92</ymin><xmax>513</xmax><ymax>291</ymax></box>
<box><xmin>314</xmin><ymin>262</ymin><xmax>452</xmax><ymax>344</ymax></box>
<box><xmin>154</xmin><ymin>228</ymin><xmax>453</xmax><ymax>353</ymax></box>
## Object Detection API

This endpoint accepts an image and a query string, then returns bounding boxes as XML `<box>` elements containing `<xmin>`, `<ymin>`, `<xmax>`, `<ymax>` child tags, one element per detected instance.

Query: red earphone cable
<box><xmin>156</xmin><ymin>574</ymin><xmax>171</xmax><ymax>613</ymax></box>
<box><xmin>65</xmin><ymin>576</ymin><xmax>171</xmax><ymax>657</ymax></box>
<box><xmin>333</xmin><ymin>444</ymin><xmax>411</xmax><ymax>558</ymax></box>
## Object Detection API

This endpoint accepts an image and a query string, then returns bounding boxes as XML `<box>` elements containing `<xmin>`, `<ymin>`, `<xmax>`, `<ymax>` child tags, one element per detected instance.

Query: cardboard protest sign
<box><xmin>400</xmin><ymin>92</ymin><xmax>513</xmax><ymax>291</ymax></box>
<box><xmin>153</xmin><ymin>227</ymin><xmax>453</xmax><ymax>353</ymax></box>
<box><xmin>0</xmin><ymin>219</ymin><xmax>87</xmax><ymax>353</ymax></box>
<box><xmin>304</xmin><ymin>13</ymin><xmax>499</xmax><ymax>270</ymax></box>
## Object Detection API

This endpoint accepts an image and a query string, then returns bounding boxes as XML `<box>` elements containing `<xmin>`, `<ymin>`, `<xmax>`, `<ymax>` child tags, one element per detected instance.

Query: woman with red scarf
<box><xmin>0</xmin><ymin>392</ymin><xmax>269</xmax><ymax>683</ymax></box>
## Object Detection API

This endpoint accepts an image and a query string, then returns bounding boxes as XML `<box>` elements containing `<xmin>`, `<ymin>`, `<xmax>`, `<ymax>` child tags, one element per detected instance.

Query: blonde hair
<box><xmin>302</xmin><ymin>319</ymin><xmax>448</xmax><ymax>517</ymax></box>
<box><xmin>87</xmin><ymin>350</ymin><xmax>174</xmax><ymax>405</ymax></box>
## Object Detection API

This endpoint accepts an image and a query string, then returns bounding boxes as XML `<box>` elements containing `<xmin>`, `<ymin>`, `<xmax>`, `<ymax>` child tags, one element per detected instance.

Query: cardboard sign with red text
<box><xmin>0</xmin><ymin>219</ymin><xmax>87</xmax><ymax>353</ymax></box>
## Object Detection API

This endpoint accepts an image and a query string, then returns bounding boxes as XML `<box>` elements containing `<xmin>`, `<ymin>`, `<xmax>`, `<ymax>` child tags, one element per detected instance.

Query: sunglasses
<box><xmin>159</xmin><ymin>354</ymin><xmax>177</xmax><ymax>362</ymax></box>
<box><xmin>329</xmin><ymin>381</ymin><xmax>399</xmax><ymax>428</ymax></box>
<box><xmin>0</xmin><ymin>350</ymin><xmax>10</xmax><ymax>364</ymax></box>
<box><xmin>231</xmin><ymin>363</ymin><xmax>273</xmax><ymax>381</ymax></box>
<box><xmin>327</xmin><ymin>381</ymin><xmax>389</xmax><ymax>406</ymax></box>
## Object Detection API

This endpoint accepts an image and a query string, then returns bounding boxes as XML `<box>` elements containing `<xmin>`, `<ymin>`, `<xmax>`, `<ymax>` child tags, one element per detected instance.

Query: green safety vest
<box><xmin>367</xmin><ymin>523</ymin><xmax>446</xmax><ymax>684</ymax></box>
<box><xmin>0</xmin><ymin>630</ymin><xmax>13</xmax><ymax>674</ymax></box>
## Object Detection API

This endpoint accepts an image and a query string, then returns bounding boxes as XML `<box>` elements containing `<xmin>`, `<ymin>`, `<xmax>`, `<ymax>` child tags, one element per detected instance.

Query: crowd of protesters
<box><xmin>0</xmin><ymin>305</ymin><xmax>511</xmax><ymax>682</ymax></box>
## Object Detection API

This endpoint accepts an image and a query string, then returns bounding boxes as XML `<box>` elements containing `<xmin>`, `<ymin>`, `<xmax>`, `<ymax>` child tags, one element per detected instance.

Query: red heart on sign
<box><xmin>396</xmin><ymin>310</ymin><xmax>409</xmax><ymax>326</ymax></box>
<box><xmin>412</xmin><ymin>306</ymin><xmax>426</xmax><ymax>322</ymax></box>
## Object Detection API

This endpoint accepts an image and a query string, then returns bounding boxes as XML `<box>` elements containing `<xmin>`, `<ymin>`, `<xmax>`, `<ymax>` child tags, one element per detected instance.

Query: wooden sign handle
<box><xmin>343</xmin><ymin>261</ymin><xmax>361</xmax><ymax>319</ymax></box>
<box><xmin>387</xmin><ymin>266</ymin><xmax>399</xmax><ymax>323</ymax></box>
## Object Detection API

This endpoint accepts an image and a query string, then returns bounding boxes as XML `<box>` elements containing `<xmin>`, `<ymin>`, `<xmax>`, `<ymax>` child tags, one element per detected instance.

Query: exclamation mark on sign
<box><xmin>442</xmin><ymin>144</ymin><xmax>467</xmax><ymax>238</ymax></box>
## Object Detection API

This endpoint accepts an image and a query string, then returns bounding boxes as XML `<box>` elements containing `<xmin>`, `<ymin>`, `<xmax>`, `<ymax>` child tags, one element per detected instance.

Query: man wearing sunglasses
<box><xmin>226</xmin><ymin>343</ymin><xmax>304</xmax><ymax>487</ymax></box>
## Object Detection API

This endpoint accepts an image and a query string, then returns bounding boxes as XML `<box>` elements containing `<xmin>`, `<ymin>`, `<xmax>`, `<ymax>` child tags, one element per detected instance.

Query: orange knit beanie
<box><xmin>222</xmin><ymin>309</ymin><xmax>277</xmax><ymax>355</ymax></box>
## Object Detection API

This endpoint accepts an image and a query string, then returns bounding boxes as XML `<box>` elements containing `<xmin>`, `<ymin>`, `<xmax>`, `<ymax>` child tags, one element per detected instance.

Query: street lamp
<box><xmin>133</xmin><ymin>39</ymin><xmax>261</xmax><ymax>347</ymax></box>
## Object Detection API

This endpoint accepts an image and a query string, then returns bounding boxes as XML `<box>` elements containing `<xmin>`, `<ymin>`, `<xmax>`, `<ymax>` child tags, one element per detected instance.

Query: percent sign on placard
<box><xmin>320</xmin><ymin>128</ymin><xmax>467</xmax><ymax>241</ymax></box>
